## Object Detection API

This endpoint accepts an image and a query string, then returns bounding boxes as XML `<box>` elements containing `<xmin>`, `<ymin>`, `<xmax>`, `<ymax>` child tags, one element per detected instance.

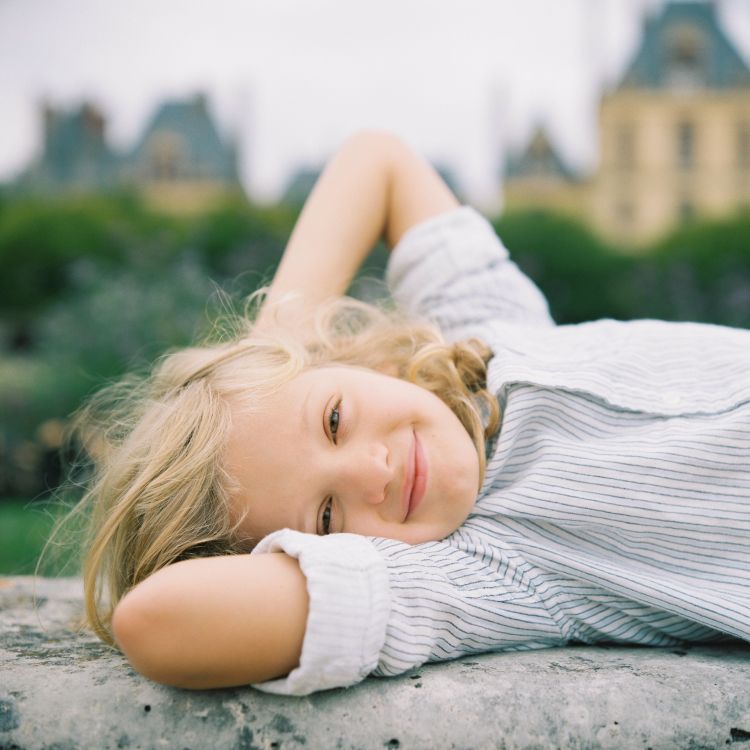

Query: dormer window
<box><xmin>148</xmin><ymin>133</ymin><xmax>186</xmax><ymax>181</ymax></box>
<box><xmin>739</xmin><ymin>121</ymin><xmax>750</xmax><ymax>171</ymax></box>
<box><xmin>528</xmin><ymin>132</ymin><xmax>556</xmax><ymax>177</ymax></box>
<box><xmin>616</xmin><ymin>124</ymin><xmax>636</xmax><ymax>170</ymax></box>
<box><xmin>667</xmin><ymin>26</ymin><xmax>705</xmax><ymax>88</ymax></box>
<box><xmin>678</xmin><ymin>197</ymin><xmax>695</xmax><ymax>223</ymax></box>
<box><xmin>677</xmin><ymin>122</ymin><xmax>695</xmax><ymax>170</ymax></box>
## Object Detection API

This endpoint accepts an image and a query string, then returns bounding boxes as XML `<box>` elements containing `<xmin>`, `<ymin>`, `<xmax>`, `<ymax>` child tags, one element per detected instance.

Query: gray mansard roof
<box><xmin>17</xmin><ymin>103</ymin><xmax>120</xmax><ymax>192</ymax></box>
<box><xmin>619</xmin><ymin>2</ymin><xmax>750</xmax><ymax>90</ymax></box>
<box><xmin>505</xmin><ymin>128</ymin><xmax>577</xmax><ymax>182</ymax></box>
<box><xmin>128</xmin><ymin>94</ymin><xmax>238</xmax><ymax>182</ymax></box>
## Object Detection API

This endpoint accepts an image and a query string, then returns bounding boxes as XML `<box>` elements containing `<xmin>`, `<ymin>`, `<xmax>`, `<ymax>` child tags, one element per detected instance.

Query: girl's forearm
<box><xmin>261</xmin><ymin>130</ymin><xmax>458</xmax><ymax>326</ymax></box>
<box><xmin>111</xmin><ymin>553</ymin><xmax>309</xmax><ymax>689</ymax></box>
<box><xmin>265</xmin><ymin>130</ymin><xmax>394</xmax><ymax>314</ymax></box>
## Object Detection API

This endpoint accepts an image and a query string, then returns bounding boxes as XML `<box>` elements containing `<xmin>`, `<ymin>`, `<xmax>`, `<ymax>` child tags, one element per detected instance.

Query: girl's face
<box><xmin>225</xmin><ymin>365</ymin><xmax>480</xmax><ymax>545</ymax></box>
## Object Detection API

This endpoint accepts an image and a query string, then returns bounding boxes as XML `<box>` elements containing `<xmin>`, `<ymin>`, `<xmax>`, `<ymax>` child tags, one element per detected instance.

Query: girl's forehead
<box><xmin>295</xmin><ymin>363</ymin><xmax>385</xmax><ymax>389</ymax></box>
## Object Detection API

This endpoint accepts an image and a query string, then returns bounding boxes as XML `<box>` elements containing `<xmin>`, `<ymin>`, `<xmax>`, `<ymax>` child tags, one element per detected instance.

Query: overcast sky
<box><xmin>2</xmin><ymin>0</ymin><xmax>750</xmax><ymax>208</ymax></box>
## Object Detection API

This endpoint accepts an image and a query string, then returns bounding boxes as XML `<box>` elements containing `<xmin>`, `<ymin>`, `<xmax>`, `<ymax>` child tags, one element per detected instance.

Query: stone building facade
<box><xmin>503</xmin><ymin>128</ymin><xmax>589</xmax><ymax>222</ymax></box>
<box><xmin>504</xmin><ymin>2</ymin><xmax>750</xmax><ymax>247</ymax></box>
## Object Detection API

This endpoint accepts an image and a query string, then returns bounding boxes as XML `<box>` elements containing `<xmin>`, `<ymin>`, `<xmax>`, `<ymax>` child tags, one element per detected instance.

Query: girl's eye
<box><xmin>327</xmin><ymin>399</ymin><xmax>341</xmax><ymax>444</ymax></box>
<box><xmin>319</xmin><ymin>498</ymin><xmax>333</xmax><ymax>535</ymax></box>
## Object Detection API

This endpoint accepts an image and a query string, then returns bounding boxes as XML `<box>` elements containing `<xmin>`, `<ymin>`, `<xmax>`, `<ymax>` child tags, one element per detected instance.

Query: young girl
<box><xmin>79</xmin><ymin>131</ymin><xmax>750</xmax><ymax>696</ymax></box>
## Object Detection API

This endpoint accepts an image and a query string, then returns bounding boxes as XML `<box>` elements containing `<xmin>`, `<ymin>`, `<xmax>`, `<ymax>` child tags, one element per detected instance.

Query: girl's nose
<box><xmin>342</xmin><ymin>442</ymin><xmax>392</xmax><ymax>506</ymax></box>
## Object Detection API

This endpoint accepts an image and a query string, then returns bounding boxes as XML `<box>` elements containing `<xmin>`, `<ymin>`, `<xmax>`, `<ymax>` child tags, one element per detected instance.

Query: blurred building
<box><xmin>16</xmin><ymin>94</ymin><xmax>241</xmax><ymax>213</ymax></box>
<box><xmin>504</xmin><ymin>127</ymin><xmax>588</xmax><ymax>221</ymax></box>
<box><xmin>124</xmin><ymin>94</ymin><xmax>240</xmax><ymax>213</ymax></box>
<box><xmin>504</xmin><ymin>1</ymin><xmax>750</xmax><ymax>247</ymax></box>
<box><xmin>17</xmin><ymin>102</ymin><xmax>120</xmax><ymax>193</ymax></box>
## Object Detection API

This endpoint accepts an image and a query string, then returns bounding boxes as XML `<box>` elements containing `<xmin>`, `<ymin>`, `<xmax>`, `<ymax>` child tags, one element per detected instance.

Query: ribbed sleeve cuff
<box><xmin>250</xmin><ymin>530</ymin><xmax>392</xmax><ymax>695</ymax></box>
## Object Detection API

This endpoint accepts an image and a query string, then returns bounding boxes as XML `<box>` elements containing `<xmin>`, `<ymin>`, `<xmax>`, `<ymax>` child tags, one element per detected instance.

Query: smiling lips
<box><xmin>403</xmin><ymin>431</ymin><xmax>428</xmax><ymax>521</ymax></box>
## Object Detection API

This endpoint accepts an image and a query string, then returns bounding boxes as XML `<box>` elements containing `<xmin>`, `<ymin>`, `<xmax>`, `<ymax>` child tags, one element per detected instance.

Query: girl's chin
<box><xmin>398</xmin><ymin>519</ymin><xmax>459</xmax><ymax>545</ymax></box>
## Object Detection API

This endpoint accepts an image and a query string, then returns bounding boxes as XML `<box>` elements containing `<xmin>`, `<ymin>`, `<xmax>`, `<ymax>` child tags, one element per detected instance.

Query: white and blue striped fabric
<box><xmin>253</xmin><ymin>207</ymin><xmax>750</xmax><ymax>696</ymax></box>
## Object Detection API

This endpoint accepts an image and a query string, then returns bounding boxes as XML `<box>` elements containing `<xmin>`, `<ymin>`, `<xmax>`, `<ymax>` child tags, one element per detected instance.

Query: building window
<box><xmin>148</xmin><ymin>133</ymin><xmax>185</xmax><ymax>181</ymax></box>
<box><xmin>527</xmin><ymin>131</ymin><xmax>557</xmax><ymax>177</ymax></box>
<box><xmin>152</xmin><ymin>150</ymin><xmax>178</xmax><ymax>180</ymax></box>
<box><xmin>739</xmin><ymin>121</ymin><xmax>750</xmax><ymax>171</ymax></box>
<box><xmin>617</xmin><ymin>200</ymin><xmax>635</xmax><ymax>228</ymax></box>
<box><xmin>677</xmin><ymin>122</ymin><xmax>695</xmax><ymax>170</ymax></box>
<box><xmin>668</xmin><ymin>26</ymin><xmax>705</xmax><ymax>88</ymax></box>
<box><xmin>678</xmin><ymin>198</ymin><xmax>695</xmax><ymax>223</ymax></box>
<box><xmin>616</xmin><ymin>124</ymin><xmax>636</xmax><ymax>170</ymax></box>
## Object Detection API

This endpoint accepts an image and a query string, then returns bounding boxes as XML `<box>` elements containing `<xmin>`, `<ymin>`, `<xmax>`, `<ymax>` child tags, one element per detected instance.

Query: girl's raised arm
<box><xmin>260</xmin><ymin>130</ymin><xmax>459</xmax><ymax>326</ymax></box>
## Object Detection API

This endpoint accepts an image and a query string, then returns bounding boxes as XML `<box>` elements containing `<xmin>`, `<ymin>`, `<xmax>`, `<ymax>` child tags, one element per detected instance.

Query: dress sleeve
<box><xmin>250</xmin><ymin>530</ymin><xmax>564</xmax><ymax>696</ymax></box>
<box><xmin>386</xmin><ymin>206</ymin><xmax>555</xmax><ymax>342</ymax></box>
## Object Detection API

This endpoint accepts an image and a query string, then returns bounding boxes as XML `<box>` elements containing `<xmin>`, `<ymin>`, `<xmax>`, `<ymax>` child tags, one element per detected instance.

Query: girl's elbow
<box><xmin>112</xmin><ymin>585</ymin><xmax>191</xmax><ymax>688</ymax></box>
<box><xmin>344</xmin><ymin>129</ymin><xmax>406</xmax><ymax>161</ymax></box>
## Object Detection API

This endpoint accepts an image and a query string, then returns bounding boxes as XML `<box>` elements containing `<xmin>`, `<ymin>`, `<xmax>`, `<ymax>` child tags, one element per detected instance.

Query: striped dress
<box><xmin>253</xmin><ymin>207</ymin><xmax>750</xmax><ymax>696</ymax></box>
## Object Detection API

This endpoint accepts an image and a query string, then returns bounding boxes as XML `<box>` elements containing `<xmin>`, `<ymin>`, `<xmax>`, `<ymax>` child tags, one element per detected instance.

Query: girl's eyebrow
<box><xmin>299</xmin><ymin>382</ymin><xmax>321</xmax><ymax>534</ymax></box>
<box><xmin>301</xmin><ymin>383</ymin><xmax>316</xmax><ymax>436</ymax></box>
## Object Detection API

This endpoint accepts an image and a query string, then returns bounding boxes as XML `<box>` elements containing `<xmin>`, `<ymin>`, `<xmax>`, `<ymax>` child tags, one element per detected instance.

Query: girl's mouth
<box><xmin>405</xmin><ymin>431</ymin><xmax>427</xmax><ymax>520</ymax></box>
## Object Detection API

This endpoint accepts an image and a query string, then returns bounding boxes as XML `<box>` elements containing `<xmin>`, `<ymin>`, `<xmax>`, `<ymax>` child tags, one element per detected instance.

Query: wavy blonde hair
<box><xmin>70</xmin><ymin>294</ymin><xmax>500</xmax><ymax>646</ymax></box>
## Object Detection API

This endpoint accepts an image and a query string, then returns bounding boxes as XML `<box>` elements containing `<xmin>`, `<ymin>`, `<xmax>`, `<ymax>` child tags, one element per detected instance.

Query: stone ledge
<box><xmin>2</xmin><ymin>576</ymin><xmax>750</xmax><ymax>750</ymax></box>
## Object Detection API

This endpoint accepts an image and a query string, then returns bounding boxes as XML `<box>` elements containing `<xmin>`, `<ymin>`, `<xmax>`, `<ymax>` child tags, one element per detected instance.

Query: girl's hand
<box><xmin>258</xmin><ymin>130</ymin><xmax>459</xmax><ymax>330</ymax></box>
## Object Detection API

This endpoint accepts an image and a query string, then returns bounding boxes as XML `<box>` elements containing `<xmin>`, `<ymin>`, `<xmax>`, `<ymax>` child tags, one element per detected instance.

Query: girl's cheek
<box><xmin>334</xmin><ymin>503</ymin><xmax>342</xmax><ymax>534</ymax></box>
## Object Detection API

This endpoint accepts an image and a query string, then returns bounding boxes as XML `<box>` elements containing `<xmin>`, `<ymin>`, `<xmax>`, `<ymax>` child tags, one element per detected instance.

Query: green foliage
<box><xmin>0</xmin><ymin>499</ymin><xmax>73</xmax><ymax>575</ymax></box>
<box><xmin>194</xmin><ymin>198</ymin><xmax>295</xmax><ymax>288</ymax></box>
<box><xmin>0</xmin><ymin>193</ymin><xmax>295</xmax><ymax>322</ymax></box>
<box><xmin>643</xmin><ymin>213</ymin><xmax>750</xmax><ymax>328</ymax></box>
<box><xmin>0</xmin><ymin>357</ymin><xmax>63</xmax><ymax>440</ymax></box>
<box><xmin>492</xmin><ymin>211</ymin><xmax>634</xmax><ymax>324</ymax></box>
<box><xmin>36</xmin><ymin>254</ymin><xmax>217</xmax><ymax>384</ymax></box>
<box><xmin>493</xmin><ymin>209</ymin><xmax>750</xmax><ymax>328</ymax></box>
<box><xmin>0</xmin><ymin>194</ymin><xmax>182</xmax><ymax>318</ymax></box>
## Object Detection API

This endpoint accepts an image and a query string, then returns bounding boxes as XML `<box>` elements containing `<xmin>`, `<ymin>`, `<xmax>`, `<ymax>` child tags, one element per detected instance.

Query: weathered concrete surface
<box><xmin>2</xmin><ymin>576</ymin><xmax>750</xmax><ymax>750</ymax></box>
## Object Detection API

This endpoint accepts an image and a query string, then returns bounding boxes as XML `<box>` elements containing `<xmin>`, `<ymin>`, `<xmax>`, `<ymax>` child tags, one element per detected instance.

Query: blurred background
<box><xmin>1</xmin><ymin>0</ymin><xmax>750</xmax><ymax>573</ymax></box>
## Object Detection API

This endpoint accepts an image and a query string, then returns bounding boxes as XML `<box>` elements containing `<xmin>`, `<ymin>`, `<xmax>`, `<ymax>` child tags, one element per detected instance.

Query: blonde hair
<box><xmin>71</xmin><ymin>294</ymin><xmax>500</xmax><ymax>646</ymax></box>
